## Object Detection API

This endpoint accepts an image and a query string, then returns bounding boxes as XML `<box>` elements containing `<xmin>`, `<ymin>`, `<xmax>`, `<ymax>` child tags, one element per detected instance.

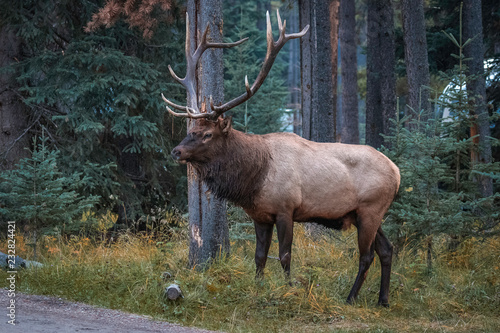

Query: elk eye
<box><xmin>203</xmin><ymin>133</ymin><xmax>212</xmax><ymax>140</ymax></box>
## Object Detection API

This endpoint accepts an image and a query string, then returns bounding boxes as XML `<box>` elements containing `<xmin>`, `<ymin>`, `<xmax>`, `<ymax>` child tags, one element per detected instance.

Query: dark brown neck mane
<box><xmin>191</xmin><ymin>130</ymin><xmax>270</xmax><ymax>209</ymax></box>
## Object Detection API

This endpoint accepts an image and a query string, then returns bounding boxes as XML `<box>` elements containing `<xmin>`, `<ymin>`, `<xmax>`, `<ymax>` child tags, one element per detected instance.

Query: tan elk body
<box><xmin>164</xmin><ymin>11</ymin><xmax>400</xmax><ymax>306</ymax></box>
<box><xmin>245</xmin><ymin>130</ymin><xmax>400</xmax><ymax>226</ymax></box>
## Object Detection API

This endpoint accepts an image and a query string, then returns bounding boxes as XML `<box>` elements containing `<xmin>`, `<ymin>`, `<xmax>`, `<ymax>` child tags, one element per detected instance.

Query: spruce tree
<box><xmin>0</xmin><ymin>134</ymin><xmax>98</xmax><ymax>258</ymax></box>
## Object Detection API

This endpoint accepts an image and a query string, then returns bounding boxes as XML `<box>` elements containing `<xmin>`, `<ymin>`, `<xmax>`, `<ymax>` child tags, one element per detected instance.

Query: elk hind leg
<box><xmin>374</xmin><ymin>226</ymin><xmax>393</xmax><ymax>307</ymax></box>
<box><xmin>346</xmin><ymin>214</ymin><xmax>378</xmax><ymax>304</ymax></box>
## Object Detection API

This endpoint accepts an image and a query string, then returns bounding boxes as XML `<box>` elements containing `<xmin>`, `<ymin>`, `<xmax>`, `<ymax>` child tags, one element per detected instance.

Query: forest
<box><xmin>0</xmin><ymin>0</ymin><xmax>499</xmax><ymax>332</ymax></box>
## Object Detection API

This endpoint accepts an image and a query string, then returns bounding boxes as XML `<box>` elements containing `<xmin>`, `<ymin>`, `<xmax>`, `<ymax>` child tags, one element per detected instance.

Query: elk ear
<box><xmin>220</xmin><ymin>116</ymin><xmax>232</xmax><ymax>135</ymax></box>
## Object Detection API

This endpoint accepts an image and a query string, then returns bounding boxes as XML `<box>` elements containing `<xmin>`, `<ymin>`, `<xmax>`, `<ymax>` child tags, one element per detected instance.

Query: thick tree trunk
<box><xmin>299</xmin><ymin>0</ymin><xmax>339</xmax><ymax>237</ymax></box>
<box><xmin>339</xmin><ymin>0</ymin><xmax>359</xmax><ymax>144</ymax></box>
<box><xmin>299</xmin><ymin>0</ymin><xmax>338</xmax><ymax>143</ymax></box>
<box><xmin>365</xmin><ymin>0</ymin><xmax>396</xmax><ymax>149</ymax></box>
<box><xmin>463</xmin><ymin>0</ymin><xmax>493</xmax><ymax>197</ymax></box>
<box><xmin>401</xmin><ymin>0</ymin><xmax>431</xmax><ymax>122</ymax></box>
<box><xmin>0</xmin><ymin>26</ymin><xmax>30</xmax><ymax>170</ymax></box>
<box><xmin>186</xmin><ymin>0</ymin><xmax>229</xmax><ymax>269</ymax></box>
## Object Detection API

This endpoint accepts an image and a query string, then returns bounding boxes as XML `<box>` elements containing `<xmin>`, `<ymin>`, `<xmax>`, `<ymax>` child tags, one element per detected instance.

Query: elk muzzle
<box><xmin>171</xmin><ymin>146</ymin><xmax>189</xmax><ymax>164</ymax></box>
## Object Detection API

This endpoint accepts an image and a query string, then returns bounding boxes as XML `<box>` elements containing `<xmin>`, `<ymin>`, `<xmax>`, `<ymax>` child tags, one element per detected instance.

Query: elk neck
<box><xmin>191</xmin><ymin>130</ymin><xmax>271</xmax><ymax>209</ymax></box>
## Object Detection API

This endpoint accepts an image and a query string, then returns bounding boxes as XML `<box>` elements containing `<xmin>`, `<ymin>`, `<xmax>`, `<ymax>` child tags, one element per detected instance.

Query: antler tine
<box><xmin>168</xmin><ymin>65</ymin><xmax>183</xmax><ymax>85</ymax></box>
<box><xmin>166</xmin><ymin>105</ymin><xmax>212</xmax><ymax>119</ymax></box>
<box><xmin>194</xmin><ymin>24</ymin><xmax>249</xmax><ymax>62</ymax></box>
<box><xmin>266</xmin><ymin>11</ymin><xmax>274</xmax><ymax>51</ymax></box>
<box><xmin>277</xmin><ymin>9</ymin><xmax>283</xmax><ymax>33</ymax></box>
<box><xmin>161</xmin><ymin>93</ymin><xmax>196</xmax><ymax>113</ymax></box>
<box><xmin>284</xmin><ymin>24</ymin><xmax>309</xmax><ymax>40</ymax></box>
<box><xmin>244</xmin><ymin>75</ymin><xmax>251</xmax><ymax>96</ymax></box>
<box><xmin>212</xmin><ymin>10</ymin><xmax>309</xmax><ymax>116</ymax></box>
<box><xmin>164</xmin><ymin>98</ymin><xmax>213</xmax><ymax>120</ymax></box>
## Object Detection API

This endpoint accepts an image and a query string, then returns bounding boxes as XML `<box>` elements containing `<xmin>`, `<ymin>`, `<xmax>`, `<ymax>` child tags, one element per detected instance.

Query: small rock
<box><xmin>0</xmin><ymin>251</ymin><xmax>42</xmax><ymax>269</ymax></box>
<box><xmin>25</xmin><ymin>260</ymin><xmax>44</xmax><ymax>268</ymax></box>
<box><xmin>0</xmin><ymin>252</ymin><xmax>25</xmax><ymax>269</ymax></box>
<box><xmin>0</xmin><ymin>252</ymin><xmax>8</xmax><ymax>269</ymax></box>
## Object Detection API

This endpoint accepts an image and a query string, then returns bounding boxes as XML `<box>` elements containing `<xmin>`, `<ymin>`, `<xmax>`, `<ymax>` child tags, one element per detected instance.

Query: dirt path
<box><xmin>1</xmin><ymin>289</ymin><xmax>219</xmax><ymax>333</ymax></box>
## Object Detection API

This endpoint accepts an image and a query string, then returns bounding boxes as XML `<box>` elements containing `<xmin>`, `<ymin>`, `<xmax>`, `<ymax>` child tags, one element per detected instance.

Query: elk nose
<box><xmin>171</xmin><ymin>148</ymin><xmax>181</xmax><ymax>160</ymax></box>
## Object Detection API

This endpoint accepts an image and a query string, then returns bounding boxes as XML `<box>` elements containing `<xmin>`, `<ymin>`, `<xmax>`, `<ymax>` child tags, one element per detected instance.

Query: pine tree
<box><xmin>0</xmin><ymin>134</ymin><xmax>99</xmax><ymax>258</ymax></box>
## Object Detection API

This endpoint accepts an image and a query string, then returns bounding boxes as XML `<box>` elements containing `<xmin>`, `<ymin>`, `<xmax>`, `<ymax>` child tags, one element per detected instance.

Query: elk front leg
<box><xmin>275</xmin><ymin>214</ymin><xmax>294</xmax><ymax>278</ymax></box>
<box><xmin>254</xmin><ymin>221</ymin><xmax>274</xmax><ymax>278</ymax></box>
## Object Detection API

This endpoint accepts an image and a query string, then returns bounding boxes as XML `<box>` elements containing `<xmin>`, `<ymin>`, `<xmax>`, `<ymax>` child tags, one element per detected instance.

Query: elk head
<box><xmin>171</xmin><ymin>117</ymin><xmax>232</xmax><ymax>164</ymax></box>
<box><xmin>162</xmin><ymin>10</ymin><xmax>309</xmax><ymax>162</ymax></box>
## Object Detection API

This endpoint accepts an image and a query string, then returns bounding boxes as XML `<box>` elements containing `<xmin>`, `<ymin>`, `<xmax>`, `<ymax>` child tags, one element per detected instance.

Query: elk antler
<box><xmin>162</xmin><ymin>10</ymin><xmax>310</xmax><ymax>120</ymax></box>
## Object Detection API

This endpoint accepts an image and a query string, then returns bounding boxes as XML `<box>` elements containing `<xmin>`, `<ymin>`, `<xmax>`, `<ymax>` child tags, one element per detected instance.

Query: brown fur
<box><xmin>172</xmin><ymin>117</ymin><xmax>401</xmax><ymax>306</ymax></box>
<box><xmin>191</xmin><ymin>130</ymin><xmax>271</xmax><ymax>209</ymax></box>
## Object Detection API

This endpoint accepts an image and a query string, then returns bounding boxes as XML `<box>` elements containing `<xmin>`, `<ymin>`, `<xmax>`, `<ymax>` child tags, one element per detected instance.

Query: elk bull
<box><xmin>163</xmin><ymin>11</ymin><xmax>400</xmax><ymax>307</ymax></box>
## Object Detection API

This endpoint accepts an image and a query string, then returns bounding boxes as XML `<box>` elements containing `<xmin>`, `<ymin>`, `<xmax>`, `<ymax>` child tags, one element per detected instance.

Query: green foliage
<box><xmin>223</xmin><ymin>1</ymin><xmax>289</xmax><ymax>134</ymax></box>
<box><xmin>0</xmin><ymin>134</ymin><xmax>99</xmax><ymax>234</ymax></box>
<box><xmin>381</xmin><ymin>27</ymin><xmax>500</xmax><ymax>258</ymax></box>
<box><xmin>382</xmin><ymin>112</ymin><xmax>472</xmax><ymax>243</ymax></box>
<box><xmin>1</xmin><ymin>0</ymin><xmax>188</xmax><ymax>221</ymax></box>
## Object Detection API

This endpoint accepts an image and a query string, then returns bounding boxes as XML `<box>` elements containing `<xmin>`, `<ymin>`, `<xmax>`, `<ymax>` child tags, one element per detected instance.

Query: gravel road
<box><xmin>1</xmin><ymin>289</ymin><xmax>219</xmax><ymax>333</ymax></box>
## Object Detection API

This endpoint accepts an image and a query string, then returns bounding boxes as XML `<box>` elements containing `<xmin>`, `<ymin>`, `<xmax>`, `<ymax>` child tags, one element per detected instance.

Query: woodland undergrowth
<box><xmin>1</xmin><ymin>211</ymin><xmax>499</xmax><ymax>333</ymax></box>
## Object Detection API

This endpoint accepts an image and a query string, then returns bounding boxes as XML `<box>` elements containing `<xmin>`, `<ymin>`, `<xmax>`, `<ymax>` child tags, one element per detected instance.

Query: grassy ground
<box><xmin>1</xmin><ymin>218</ymin><xmax>499</xmax><ymax>332</ymax></box>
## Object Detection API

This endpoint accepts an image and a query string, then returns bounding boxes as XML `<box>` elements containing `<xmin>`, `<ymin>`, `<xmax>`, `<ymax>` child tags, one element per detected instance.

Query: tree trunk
<box><xmin>365</xmin><ymin>0</ymin><xmax>396</xmax><ymax>149</ymax></box>
<box><xmin>0</xmin><ymin>26</ymin><xmax>30</xmax><ymax>170</ymax></box>
<box><xmin>186</xmin><ymin>0</ymin><xmax>229</xmax><ymax>269</ymax></box>
<box><xmin>299</xmin><ymin>0</ymin><xmax>338</xmax><ymax>143</ymax></box>
<box><xmin>330</xmin><ymin>0</ymin><xmax>340</xmax><ymax>141</ymax></box>
<box><xmin>299</xmin><ymin>0</ymin><xmax>312</xmax><ymax>140</ymax></box>
<box><xmin>287</xmin><ymin>4</ymin><xmax>301</xmax><ymax>135</ymax></box>
<box><xmin>339</xmin><ymin>0</ymin><xmax>359</xmax><ymax>144</ymax></box>
<box><xmin>401</xmin><ymin>0</ymin><xmax>431</xmax><ymax>123</ymax></box>
<box><xmin>463</xmin><ymin>0</ymin><xmax>493</xmax><ymax>197</ymax></box>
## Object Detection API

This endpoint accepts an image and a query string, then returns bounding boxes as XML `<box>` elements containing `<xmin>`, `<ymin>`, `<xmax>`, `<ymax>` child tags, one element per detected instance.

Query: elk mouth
<box><xmin>175</xmin><ymin>158</ymin><xmax>188</xmax><ymax>165</ymax></box>
<box><xmin>172</xmin><ymin>155</ymin><xmax>189</xmax><ymax>164</ymax></box>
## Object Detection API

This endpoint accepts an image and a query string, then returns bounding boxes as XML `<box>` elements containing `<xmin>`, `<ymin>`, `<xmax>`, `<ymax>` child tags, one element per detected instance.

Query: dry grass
<box><xmin>1</xmin><ymin>217</ymin><xmax>499</xmax><ymax>333</ymax></box>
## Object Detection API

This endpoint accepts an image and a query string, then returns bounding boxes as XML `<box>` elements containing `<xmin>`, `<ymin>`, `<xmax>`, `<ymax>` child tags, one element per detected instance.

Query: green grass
<box><xmin>1</xmin><ymin>221</ymin><xmax>499</xmax><ymax>332</ymax></box>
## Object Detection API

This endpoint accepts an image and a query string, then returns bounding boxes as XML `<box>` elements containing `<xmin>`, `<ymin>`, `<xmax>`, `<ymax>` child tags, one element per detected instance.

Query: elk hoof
<box><xmin>377</xmin><ymin>301</ymin><xmax>390</xmax><ymax>308</ymax></box>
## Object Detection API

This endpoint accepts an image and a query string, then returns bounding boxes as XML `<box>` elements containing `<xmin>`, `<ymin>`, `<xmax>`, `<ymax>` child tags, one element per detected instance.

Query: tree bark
<box><xmin>339</xmin><ymin>0</ymin><xmax>359</xmax><ymax>144</ymax></box>
<box><xmin>299</xmin><ymin>0</ymin><xmax>313</xmax><ymax>140</ymax></box>
<box><xmin>365</xmin><ymin>0</ymin><xmax>396</xmax><ymax>149</ymax></box>
<box><xmin>330</xmin><ymin>0</ymin><xmax>340</xmax><ymax>141</ymax></box>
<box><xmin>0</xmin><ymin>26</ymin><xmax>30</xmax><ymax>170</ymax></box>
<box><xmin>463</xmin><ymin>0</ymin><xmax>493</xmax><ymax>197</ymax></box>
<box><xmin>287</xmin><ymin>5</ymin><xmax>301</xmax><ymax>135</ymax></box>
<box><xmin>299</xmin><ymin>0</ymin><xmax>338</xmax><ymax>143</ymax></box>
<box><xmin>401</xmin><ymin>0</ymin><xmax>431</xmax><ymax>123</ymax></box>
<box><xmin>186</xmin><ymin>0</ymin><xmax>229</xmax><ymax>269</ymax></box>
